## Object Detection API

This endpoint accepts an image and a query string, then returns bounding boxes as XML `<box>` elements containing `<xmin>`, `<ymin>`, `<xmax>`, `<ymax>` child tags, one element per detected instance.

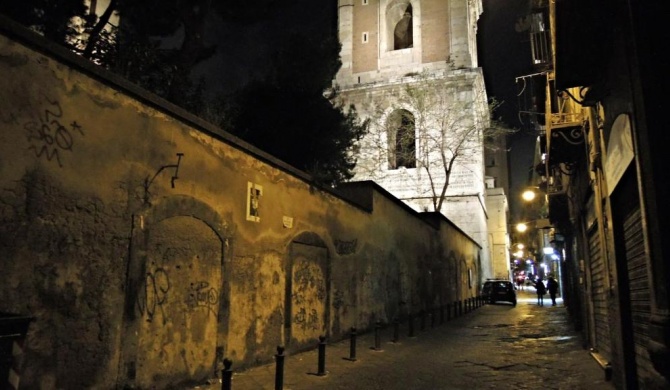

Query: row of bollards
<box><xmin>221</xmin><ymin>296</ymin><xmax>485</xmax><ymax>389</ymax></box>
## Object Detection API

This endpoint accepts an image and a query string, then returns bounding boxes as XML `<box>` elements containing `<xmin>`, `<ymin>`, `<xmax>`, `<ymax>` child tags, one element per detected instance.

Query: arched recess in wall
<box><xmin>384</xmin><ymin>0</ymin><xmax>417</xmax><ymax>51</ymax></box>
<box><xmin>460</xmin><ymin>258</ymin><xmax>468</xmax><ymax>299</ymax></box>
<box><xmin>284</xmin><ymin>231</ymin><xmax>330</xmax><ymax>354</ymax></box>
<box><xmin>387</xmin><ymin>109</ymin><xmax>416</xmax><ymax>169</ymax></box>
<box><xmin>119</xmin><ymin>195</ymin><xmax>232</xmax><ymax>388</ymax></box>
<box><xmin>419</xmin><ymin>255</ymin><xmax>434</xmax><ymax>307</ymax></box>
<box><xmin>432</xmin><ymin>259</ymin><xmax>448</xmax><ymax>307</ymax></box>
<box><xmin>447</xmin><ymin>250</ymin><xmax>458</xmax><ymax>303</ymax></box>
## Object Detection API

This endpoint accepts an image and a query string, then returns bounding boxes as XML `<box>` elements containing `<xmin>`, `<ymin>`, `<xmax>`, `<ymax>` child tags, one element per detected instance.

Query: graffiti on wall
<box><xmin>186</xmin><ymin>281</ymin><xmax>219</xmax><ymax>318</ymax></box>
<box><xmin>136</xmin><ymin>268</ymin><xmax>170</xmax><ymax>325</ymax></box>
<box><xmin>293</xmin><ymin>307</ymin><xmax>319</xmax><ymax>330</ymax></box>
<box><xmin>21</xmin><ymin>94</ymin><xmax>85</xmax><ymax>167</ymax></box>
<box><xmin>137</xmin><ymin>245</ymin><xmax>221</xmax><ymax>323</ymax></box>
<box><xmin>291</xmin><ymin>259</ymin><xmax>326</xmax><ymax>336</ymax></box>
<box><xmin>334</xmin><ymin>239</ymin><xmax>357</xmax><ymax>255</ymax></box>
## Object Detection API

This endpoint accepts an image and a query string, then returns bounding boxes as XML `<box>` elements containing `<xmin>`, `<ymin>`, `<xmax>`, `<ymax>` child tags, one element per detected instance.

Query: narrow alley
<box><xmin>193</xmin><ymin>289</ymin><xmax>613</xmax><ymax>390</ymax></box>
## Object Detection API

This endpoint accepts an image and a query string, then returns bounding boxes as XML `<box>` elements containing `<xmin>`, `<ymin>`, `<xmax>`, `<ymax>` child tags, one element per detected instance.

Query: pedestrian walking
<box><xmin>535</xmin><ymin>278</ymin><xmax>546</xmax><ymax>306</ymax></box>
<box><xmin>547</xmin><ymin>276</ymin><xmax>559</xmax><ymax>306</ymax></box>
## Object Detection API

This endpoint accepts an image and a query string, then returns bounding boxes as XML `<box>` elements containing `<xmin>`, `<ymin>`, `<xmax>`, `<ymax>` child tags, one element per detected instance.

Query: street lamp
<box><xmin>521</xmin><ymin>189</ymin><xmax>536</xmax><ymax>202</ymax></box>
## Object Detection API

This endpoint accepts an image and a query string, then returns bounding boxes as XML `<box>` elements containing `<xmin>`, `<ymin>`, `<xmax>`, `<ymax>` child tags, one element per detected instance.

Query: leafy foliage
<box><xmin>223</xmin><ymin>82</ymin><xmax>368</xmax><ymax>186</ymax></box>
<box><xmin>1</xmin><ymin>0</ymin><xmax>368</xmax><ymax>185</ymax></box>
<box><xmin>221</xmin><ymin>29</ymin><xmax>368</xmax><ymax>185</ymax></box>
<box><xmin>0</xmin><ymin>0</ymin><xmax>87</xmax><ymax>45</ymax></box>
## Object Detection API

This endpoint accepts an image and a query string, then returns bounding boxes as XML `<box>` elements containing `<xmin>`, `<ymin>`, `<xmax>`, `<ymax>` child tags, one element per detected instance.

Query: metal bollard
<box><xmin>458</xmin><ymin>300</ymin><xmax>463</xmax><ymax>316</ymax></box>
<box><xmin>317</xmin><ymin>335</ymin><xmax>327</xmax><ymax>376</ymax></box>
<box><xmin>348</xmin><ymin>327</ymin><xmax>357</xmax><ymax>361</ymax></box>
<box><xmin>447</xmin><ymin>303</ymin><xmax>451</xmax><ymax>321</ymax></box>
<box><xmin>221</xmin><ymin>358</ymin><xmax>233</xmax><ymax>390</ymax></box>
<box><xmin>374</xmin><ymin>321</ymin><xmax>382</xmax><ymax>350</ymax></box>
<box><xmin>275</xmin><ymin>346</ymin><xmax>285</xmax><ymax>390</ymax></box>
<box><xmin>431</xmin><ymin>308</ymin><xmax>436</xmax><ymax>328</ymax></box>
<box><xmin>440</xmin><ymin>305</ymin><xmax>445</xmax><ymax>324</ymax></box>
<box><xmin>420</xmin><ymin>310</ymin><xmax>426</xmax><ymax>331</ymax></box>
<box><xmin>392</xmin><ymin>317</ymin><xmax>400</xmax><ymax>342</ymax></box>
<box><xmin>408</xmin><ymin>313</ymin><xmax>415</xmax><ymax>337</ymax></box>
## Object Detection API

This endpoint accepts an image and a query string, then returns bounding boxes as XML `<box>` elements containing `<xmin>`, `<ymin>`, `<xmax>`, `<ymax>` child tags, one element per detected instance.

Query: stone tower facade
<box><xmin>334</xmin><ymin>0</ymin><xmax>494</xmax><ymax>280</ymax></box>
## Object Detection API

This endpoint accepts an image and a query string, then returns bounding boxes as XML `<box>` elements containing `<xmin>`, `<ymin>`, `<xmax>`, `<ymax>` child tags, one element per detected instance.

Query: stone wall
<box><xmin>0</xmin><ymin>18</ymin><xmax>481</xmax><ymax>388</ymax></box>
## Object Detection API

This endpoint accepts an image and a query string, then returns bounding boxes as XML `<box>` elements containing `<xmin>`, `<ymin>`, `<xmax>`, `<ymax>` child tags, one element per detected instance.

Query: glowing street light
<box><xmin>521</xmin><ymin>189</ymin><xmax>536</xmax><ymax>202</ymax></box>
<box><xmin>516</xmin><ymin>222</ymin><xmax>528</xmax><ymax>233</ymax></box>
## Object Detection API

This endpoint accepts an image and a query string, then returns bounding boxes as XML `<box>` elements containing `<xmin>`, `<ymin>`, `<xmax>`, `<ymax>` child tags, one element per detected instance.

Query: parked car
<box><xmin>482</xmin><ymin>279</ymin><xmax>517</xmax><ymax>306</ymax></box>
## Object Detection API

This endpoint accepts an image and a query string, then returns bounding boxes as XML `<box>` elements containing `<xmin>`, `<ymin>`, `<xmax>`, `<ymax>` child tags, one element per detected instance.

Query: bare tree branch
<box><xmin>352</xmin><ymin>71</ymin><xmax>517</xmax><ymax>212</ymax></box>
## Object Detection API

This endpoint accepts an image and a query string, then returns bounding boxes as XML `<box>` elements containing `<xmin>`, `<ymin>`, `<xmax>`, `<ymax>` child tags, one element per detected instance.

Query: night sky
<box><xmin>192</xmin><ymin>1</ymin><xmax>337</xmax><ymax>96</ymax></box>
<box><xmin>477</xmin><ymin>0</ymin><xmax>537</xmax><ymax>221</ymax></box>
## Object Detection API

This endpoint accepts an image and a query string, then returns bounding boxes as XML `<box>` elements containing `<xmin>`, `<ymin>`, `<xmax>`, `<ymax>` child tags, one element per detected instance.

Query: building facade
<box><xmin>485</xmin><ymin>187</ymin><xmax>511</xmax><ymax>281</ymax></box>
<box><xmin>333</xmin><ymin>0</ymin><xmax>500</xmax><ymax>281</ymax></box>
<box><xmin>517</xmin><ymin>0</ymin><xmax>669</xmax><ymax>388</ymax></box>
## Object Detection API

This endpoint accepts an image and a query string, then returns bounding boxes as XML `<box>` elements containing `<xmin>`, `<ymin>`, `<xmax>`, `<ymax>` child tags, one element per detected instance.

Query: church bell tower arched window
<box><xmin>388</xmin><ymin>109</ymin><xmax>416</xmax><ymax>169</ymax></box>
<box><xmin>384</xmin><ymin>1</ymin><xmax>415</xmax><ymax>53</ymax></box>
<box><xmin>393</xmin><ymin>4</ymin><xmax>413</xmax><ymax>50</ymax></box>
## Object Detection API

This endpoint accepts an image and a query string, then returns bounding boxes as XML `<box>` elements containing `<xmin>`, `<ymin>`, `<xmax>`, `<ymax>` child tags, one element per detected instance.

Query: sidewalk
<box><xmin>193</xmin><ymin>290</ymin><xmax>614</xmax><ymax>389</ymax></box>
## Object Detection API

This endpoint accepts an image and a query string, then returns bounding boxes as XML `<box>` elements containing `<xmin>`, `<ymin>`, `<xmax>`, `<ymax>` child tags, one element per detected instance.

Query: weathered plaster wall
<box><xmin>0</xmin><ymin>20</ymin><xmax>480</xmax><ymax>388</ymax></box>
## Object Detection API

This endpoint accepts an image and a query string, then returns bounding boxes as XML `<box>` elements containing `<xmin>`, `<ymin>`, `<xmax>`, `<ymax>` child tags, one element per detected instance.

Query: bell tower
<box><xmin>334</xmin><ymin>0</ymin><xmax>495</xmax><ymax>280</ymax></box>
<box><xmin>335</xmin><ymin>0</ymin><xmax>482</xmax><ymax>86</ymax></box>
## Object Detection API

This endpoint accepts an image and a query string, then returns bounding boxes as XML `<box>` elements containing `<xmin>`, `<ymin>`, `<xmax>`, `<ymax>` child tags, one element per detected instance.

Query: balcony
<box><xmin>546</xmin><ymin>85</ymin><xmax>585</xmax><ymax>168</ymax></box>
<box><xmin>550</xmin><ymin>112</ymin><xmax>583</xmax><ymax>129</ymax></box>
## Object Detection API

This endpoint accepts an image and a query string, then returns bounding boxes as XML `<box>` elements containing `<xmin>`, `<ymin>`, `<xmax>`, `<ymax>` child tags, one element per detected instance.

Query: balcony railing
<box><xmin>550</xmin><ymin>112</ymin><xmax>583</xmax><ymax>128</ymax></box>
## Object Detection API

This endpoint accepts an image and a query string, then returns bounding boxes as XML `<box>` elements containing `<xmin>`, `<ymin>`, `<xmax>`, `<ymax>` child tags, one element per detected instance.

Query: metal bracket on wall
<box><xmin>143</xmin><ymin>153</ymin><xmax>184</xmax><ymax>204</ymax></box>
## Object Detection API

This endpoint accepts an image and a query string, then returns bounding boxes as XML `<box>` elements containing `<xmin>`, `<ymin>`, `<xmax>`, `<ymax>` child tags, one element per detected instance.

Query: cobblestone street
<box><xmin>192</xmin><ymin>290</ymin><xmax>613</xmax><ymax>390</ymax></box>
